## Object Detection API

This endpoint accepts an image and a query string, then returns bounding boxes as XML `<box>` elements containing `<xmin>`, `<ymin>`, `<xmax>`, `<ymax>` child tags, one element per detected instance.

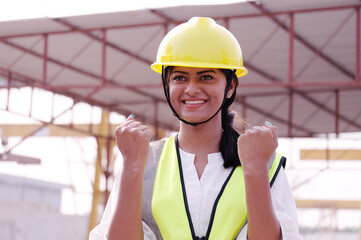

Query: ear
<box><xmin>226</xmin><ymin>78</ymin><xmax>237</xmax><ymax>99</ymax></box>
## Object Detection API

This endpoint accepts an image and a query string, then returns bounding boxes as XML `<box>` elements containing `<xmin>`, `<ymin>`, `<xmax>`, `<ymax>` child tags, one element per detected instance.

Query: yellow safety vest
<box><xmin>151</xmin><ymin>136</ymin><xmax>285</xmax><ymax>240</ymax></box>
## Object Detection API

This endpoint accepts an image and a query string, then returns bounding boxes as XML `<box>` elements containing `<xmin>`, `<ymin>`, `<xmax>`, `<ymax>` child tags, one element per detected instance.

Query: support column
<box><xmin>359</xmin><ymin>199</ymin><xmax>361</xmax><ymax>240</ymax></box>
<box><xmin>88</xmin><ymin>110</ymin><xmax>110</xmax><ymax>236</ymax></box>
<box><xmin>241</xmin><ymin>96</ymin><xmax>247</xmax><ymax>119</ymax></box>
<box><xmin>288</xmin><ymin>91</ymin><xmax>294</xmax><ymax>137</ymax></box>
<box><xmin>6</xmin><ymin>71</ymin><xmax>11</xmax><ymax>111</ymax></box>
<box><xmin>356</xmin><ymin>7</ymin><xmax>360</xmax><ymax>84</ymax></box>
<box><xmin>43</xmin><ymin>34</ymin><xmax>48</xmax><ymax>85</ymax></box>
<box><xmin>101</xmin><ymin>29</ymin><xmax>106</xmax><ymax>84</ymax></box>
<box><xmin>103</xmin><ymin>136</ymin><xmax>115</xmax><ymax>206</ymax></box>
<box><xmin>288</xmin><ymin>13</ymin><xmax>294</xmax><ymax>85</ymax></box>
<box><xmin>335</xmin><ymin>90</ymin><xmax>339</xmax><ymax>137</ymax></box>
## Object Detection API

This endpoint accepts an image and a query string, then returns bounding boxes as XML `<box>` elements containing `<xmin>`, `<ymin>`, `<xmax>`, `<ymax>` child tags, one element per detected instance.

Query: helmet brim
<box><xmin>151</xmin><ymin>62</ymin><xmax>248</xmax><ymax>78</ymax></box>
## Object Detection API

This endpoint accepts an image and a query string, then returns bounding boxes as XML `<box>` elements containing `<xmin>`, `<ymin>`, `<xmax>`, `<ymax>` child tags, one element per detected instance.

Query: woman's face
<box><xmin>168</xmin><ymin>67</ymin><xmax>232</xmax><ymax>124</ymax></box>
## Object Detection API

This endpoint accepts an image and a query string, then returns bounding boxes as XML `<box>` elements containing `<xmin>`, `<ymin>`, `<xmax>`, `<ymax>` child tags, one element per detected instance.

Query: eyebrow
<box><xmin>171</xmin><ymin>70</ymin><xmax>216</xmax><ymax>75</ymax></box>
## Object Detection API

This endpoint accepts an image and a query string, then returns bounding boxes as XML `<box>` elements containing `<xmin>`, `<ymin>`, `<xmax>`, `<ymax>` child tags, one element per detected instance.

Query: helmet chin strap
<box><xmin>161</xmin><ymin>67</ymin><xmax>234</xmax><ymax>127</ymax></box>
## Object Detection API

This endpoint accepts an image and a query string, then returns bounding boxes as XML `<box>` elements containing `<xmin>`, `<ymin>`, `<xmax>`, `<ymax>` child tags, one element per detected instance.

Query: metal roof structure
<box><xmin>1</xmin><ymin>0</ymin><xmax>361</xmax><ymax>137</ymax></box>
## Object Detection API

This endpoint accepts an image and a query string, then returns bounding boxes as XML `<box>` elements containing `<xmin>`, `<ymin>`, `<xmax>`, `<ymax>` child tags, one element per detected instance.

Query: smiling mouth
<box><xmin>183</xmin><ymin>100</ymin><xmax>206</xmax><ymax>104</ymax></box>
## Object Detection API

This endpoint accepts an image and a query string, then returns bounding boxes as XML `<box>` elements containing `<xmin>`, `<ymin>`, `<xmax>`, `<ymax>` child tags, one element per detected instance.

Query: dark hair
<box><xmin>220</xmin><ymin>69</ymin><xmax>248</xmax><ymax>168</ymax></box>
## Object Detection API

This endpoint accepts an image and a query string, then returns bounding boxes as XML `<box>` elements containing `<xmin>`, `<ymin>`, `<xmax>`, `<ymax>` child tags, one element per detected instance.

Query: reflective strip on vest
<box><xmin>152</xmin><ymin>136</ymin><xmax>285</xmax><ymax>240</ymax></box>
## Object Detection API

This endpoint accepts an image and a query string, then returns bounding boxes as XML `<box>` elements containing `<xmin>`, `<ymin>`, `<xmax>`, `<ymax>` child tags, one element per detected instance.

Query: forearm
<box><xmin>244</xmin><ymin>167</ymin><xmax>281</xmax><ymax>240</ymax></box>
<box><xmin>108</xmin><ymin>165</ymin><xmax>145</xmax><ymax>240</ymax></box>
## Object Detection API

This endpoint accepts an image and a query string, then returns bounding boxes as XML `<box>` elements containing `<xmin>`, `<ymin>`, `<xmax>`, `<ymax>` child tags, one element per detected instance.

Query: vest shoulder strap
<box><xmin>142</xmin><ymin>139</ymin><xmax>166</xmax><ymax>240</ymax></box>
<box><xmin>269</xmin><ymin>152</ymin><xmax>286</xmax><ymax>188</ymax></box>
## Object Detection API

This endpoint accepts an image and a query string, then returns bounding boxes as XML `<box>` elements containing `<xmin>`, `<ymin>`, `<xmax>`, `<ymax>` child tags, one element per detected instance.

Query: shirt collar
<box><xmin>179</xmin><ymin>148</ymin><xmax>223</xmax><ymax>165</ymax></box>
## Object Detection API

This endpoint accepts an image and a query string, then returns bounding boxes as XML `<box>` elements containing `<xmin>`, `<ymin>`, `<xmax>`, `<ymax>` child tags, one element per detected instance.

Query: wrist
<box><xmin>242</xmin><ymin>163</ymin><xmax>268</xmax><ymax>177</ymax></box>
<box><xmin>122</xmin><ymin>158</ymin><xmax>146</xmax><ymax>176</ymax></box>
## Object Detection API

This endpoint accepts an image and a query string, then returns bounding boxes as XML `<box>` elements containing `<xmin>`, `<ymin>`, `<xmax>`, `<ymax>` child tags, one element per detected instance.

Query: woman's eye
<box><xmin>172</xmin><ymin>75</ymin><xmax>186</xmax><ymax>81</ymax></box>
<box><xmin>201</xmin><ymin>75</ymin><xmax>213</xmax><ymax>81</ymax></box>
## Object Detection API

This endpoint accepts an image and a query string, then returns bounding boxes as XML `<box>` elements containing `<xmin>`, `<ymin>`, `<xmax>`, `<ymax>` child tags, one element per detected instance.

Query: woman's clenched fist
<box><xmin>115</xmin><ymin>115</ymin><xmax>153</xmax><ymax>170</ymax></box>
<box><xmin>237</xmin><ymin>122</ymin><xmax>278</xmax><ymax>175</ymax></box>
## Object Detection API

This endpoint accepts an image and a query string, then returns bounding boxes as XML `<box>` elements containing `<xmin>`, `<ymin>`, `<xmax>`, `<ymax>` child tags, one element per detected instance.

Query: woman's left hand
<box><xmin>237</xmin><ymin>122</ymin><xmax>278</xmax><ymax>174</ymax></box>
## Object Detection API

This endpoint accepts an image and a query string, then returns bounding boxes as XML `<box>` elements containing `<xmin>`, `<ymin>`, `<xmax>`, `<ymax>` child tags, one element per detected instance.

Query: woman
<box><xmin>90</xmin><ymin>17</ymin><xmax>301</xmax><ymax>240</ymax></box>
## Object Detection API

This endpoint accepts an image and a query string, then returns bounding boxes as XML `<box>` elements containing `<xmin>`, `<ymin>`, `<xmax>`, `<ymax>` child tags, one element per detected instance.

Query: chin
<box><xmin>182</xmin><ymin>116</ymin><xmax>208</xmax><ymax>123</ymax></box>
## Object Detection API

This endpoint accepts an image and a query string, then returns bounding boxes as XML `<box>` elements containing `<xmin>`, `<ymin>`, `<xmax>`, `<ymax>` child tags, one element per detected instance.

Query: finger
<box><xmin>249</xmin><ymin>126</ymin><xmax>262</xmax><ymax>132</ymax></box>
<box><xmin>117</xmin><ymin>114</ymin><xmax>136</xmax><ymax>128</ymax></box>
<box><xmin>126</xmin><ymin>121</ymin><xmax>143</xmax><ymax>129</ymax></box>
<box><xmin>137</xmin><ymin>125</ymin><xmax>151</xmax><ymax>133</ymax></box>
<box><xmin>141</xmin><ymin>129</ymin><xmax>153</xmax><ymax>140</ymax></box>
<box><xmin>264</xmin><ymin>121</ymin><xmax>278</xmax><ymax>146</ymax></box>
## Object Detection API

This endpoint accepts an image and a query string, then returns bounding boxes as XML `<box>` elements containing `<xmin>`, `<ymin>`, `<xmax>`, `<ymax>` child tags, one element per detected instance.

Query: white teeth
<box><xmin>184</xmin><ymin>100</ymin><xmax>205</xmax><ymax>104</ymax></box>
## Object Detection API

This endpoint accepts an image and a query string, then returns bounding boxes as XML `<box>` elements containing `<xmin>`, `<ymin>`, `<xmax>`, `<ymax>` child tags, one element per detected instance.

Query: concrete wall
<box><xmin>0</xmin><ymin>173</ymin><xmax>89</xmax><ymax>240</ymax></box>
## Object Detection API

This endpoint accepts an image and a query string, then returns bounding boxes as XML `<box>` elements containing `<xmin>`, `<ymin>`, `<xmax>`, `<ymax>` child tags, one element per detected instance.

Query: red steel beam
<box><xmin>247</xmin><ymin>24</ymin><xmax>280</xmax><ymax>62</ymax></box>
<box><xmin>2</xmin><ymin>64</ymin><xmax>361</xmax><ymax>90</ymax></box>
<box><xmin>238</xmin><ymin>87</ymin><xmax>360</xmax><ymax>98</ymax></box>
<box><xmin>51</xmin><ymin>92</ymin><xmax>55</xmax><ymax>120</ymax></box>
<box><xmin>2</xmin><ymin>64</ymin><xmax>356</xmax><ymax>134</ymax></box>
<box><xmin>3</xmin><ymin>80</ymin><xmax>359</xmax><ymax>89</ymax></box>
<box><xmin>239</xmin><ymin>81</ymin><xmax>361</xmax><ymax>88</ymax></box>
<box><xmin>154</xmin><ymin>100</ymin><xmax>159</xmax><ymax>140</ymax></box>
<box><xmin>0</xmin><ymin>66</ymin><xmax>168</xmax><ymax>112</ymax></box>
<box><xmin>288</xmin><ymin>91</ymin><xmax>293</xmax><ymax>137</ymax></box>
<box><xmin>241</xmin><ymin>96</ymin><xmax>247</xmax><ymax>120</ymax></box>
<box><xmin>48</xmin><ymin>38</ymin><xmax>94</xmax><ymax>84</ymax></box>
<box><xmin>6</xmin><ymin>37</ymin><xmax>43</xmax><ymax>70</ymax></box>
<box><xmin>6</xmin><ymin>72</ymin><xmax>11</xmax><ymax>111</ymax></box>
<box><xmin>1</xmin><ymin>39</ymin><xmax>101</xmax><ymax>80</ymax></box>
<box><xmin>1</xmin><ymin>4</ymin><xmax>359</xmax><ymax>40</ymax></box>
<box><xmin>342</xmin><ymin>109</ymin><xmax>361</xmax><ymax>132</ymax></box>
<box><xmin>235</xmin><ymin>97</ymin><xmax>316</xmax><ymax>136</ymax></box>
<box><xmin>3</xmin><ymin>101</ymin><xmax>79</xmax><ymax>154</ymax></box>
<box><xmin>148</xmin><ymin>9</ymin><xmax>174</xmax><ymax>22</ymax></box>
<box><xmin>238</xmin><ymin>61</ymin><xmax>361</xmax><ymax>132</ymax></box>
<box><xmin>298</xmin><ymin>93</ymin><xmax>334</xmax><ymax>131</ymax></box>
<box><xmin>0</xmin><ymin>40</ymin><xmax>164</xmax><ymax>102</ymax></box>
<box><xmin>52</xmin><ymin>18</ymin><xmax>152</xmax><ymax>66</ymax></box>
<box><xmin>43</xmin><ymin>34</ymin><xmax>48</xmax><ymax>85</ymax></box>
<box><xmin>288</xmin><ymin>13</ymin><xmax>294</xmax><ymax>84</ymax></box>
<box><xmin>0</xmin><ymin>107</ymin><xmax>104</xmax><ymax>139</ymax></box>
<box><xmin>356</xmin><ymin>7</ymin><xmax>360</xmax><ymax>84</ymax></box>
<box><xmin>0</xmin><ymin>76</ymin><xmax>174</xmax><ymax>133</ymax></box>
<box><xmin>293</xmin><ymin>11</ymin><xmax>354</xmax><ymax>81</ymax></box>
<box><xmin>48</xmin><ymin>40</ymin><xmax>93</xmax><ymax>84</ymax></box>
<box><xmin>1</xmin><ymin>4</ymin><xmax>358</xmax><ymax>137</ymax></box>
<box><xmin>50</xmin><ymin>18</ymin><xmax>165</xmax><ymax>107</ymax></box>
<box><xmin>101</xmin><ymin>29</ymin><xmax>106</xmax><ymax>84</ymax></box>
<box><xmin>110</xmin><ymin>27</ymin><xmax>162</xmax><ymax>80</ymax></box>
<box><xmin>1</xmin><ymin>5</ymin><xmax>356</xmax><ymax>89</ymax></box>
<box><xmin>249</xmin><ymin>2</ymin><xmax>355</xmax><ymax>80</ymax></box>
<box><xmin>335</xmin><ymin>90</ymin><xmax>339</xmax><ymax>136</ymax></box>
<box><xmin>29</xmin><ymin>87</ymin><xmax>33</xmax><ymax>117</ymax></box>
<box><xmin>301</xmin><ymin>91</ymin><xmax>361</xmax><ymax>130</ymax></box>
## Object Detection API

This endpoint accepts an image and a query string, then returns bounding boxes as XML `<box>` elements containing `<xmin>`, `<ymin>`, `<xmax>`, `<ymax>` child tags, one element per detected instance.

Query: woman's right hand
<box><xmin>115</xmin><ymin>115</ymin><xmax>153</xmax><ymax>170</ymax></box>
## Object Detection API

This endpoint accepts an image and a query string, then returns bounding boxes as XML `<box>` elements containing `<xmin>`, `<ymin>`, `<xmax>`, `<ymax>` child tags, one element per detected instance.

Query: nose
<box><xmin>184</xmin><ymin>79</ymin><xmax>200</xmax><ymax>96</ymax></box>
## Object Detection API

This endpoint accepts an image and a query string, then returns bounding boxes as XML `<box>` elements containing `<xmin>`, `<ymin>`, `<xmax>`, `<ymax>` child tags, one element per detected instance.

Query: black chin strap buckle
<box><xmin>195</xmin><ymin>237</ymin><xmax>206</xmax><ymax>240</ymax></box>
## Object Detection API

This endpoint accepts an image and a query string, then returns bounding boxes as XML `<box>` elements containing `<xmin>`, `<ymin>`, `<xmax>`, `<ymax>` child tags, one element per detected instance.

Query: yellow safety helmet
<box><xmin>151</xmin><ymin>17</ymin><xmax>248</xmax><ymax>77</ymax></box>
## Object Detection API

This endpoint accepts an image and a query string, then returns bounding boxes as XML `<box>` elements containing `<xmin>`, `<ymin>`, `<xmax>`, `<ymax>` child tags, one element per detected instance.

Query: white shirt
<box><xmin>89</xmin><ymin>148</ymin><xmax>302</xmax><ymax>240</ymax></box>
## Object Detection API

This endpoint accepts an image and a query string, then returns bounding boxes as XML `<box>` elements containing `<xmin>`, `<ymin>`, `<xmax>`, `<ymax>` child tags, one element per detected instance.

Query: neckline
<box><xmin>178</xmin><ymin>147</ymin><xmax>223</xmax><ymax>165</ymax></box>
<box><xmin>174</xmin><ymin>134</ymin><xmax>236</xmax><ymax>239</ymax></box>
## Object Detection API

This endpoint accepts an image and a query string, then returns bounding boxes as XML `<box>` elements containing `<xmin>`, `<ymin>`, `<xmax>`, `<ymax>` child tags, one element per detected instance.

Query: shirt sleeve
<box><xmin>236</xmin><ymin>168</ymin><xmax>302</xmax><ymax>240</ymax></box>
<box><xmin>88</xmin><ymin>166</ymin><xmax>157</xmax><ymax>240</ymax></box>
